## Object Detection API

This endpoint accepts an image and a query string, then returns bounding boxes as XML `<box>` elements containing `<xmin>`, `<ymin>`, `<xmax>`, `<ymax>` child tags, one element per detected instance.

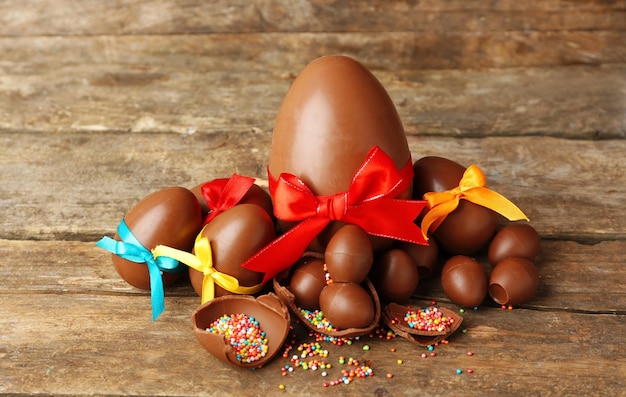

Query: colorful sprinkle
<box><xmin>456</xmin><ymin>368</ymin><xmax>463</xmax><ymax>375</ymax></box>
<box><xmin>404</xmin><ymin>307</ymin><xmax>455</xmax><ymax>333</ymax></box>
<box><xmin>206</xmin><ymin>313</ymin><xmax>268</xmax><ymax>364</ymax></box>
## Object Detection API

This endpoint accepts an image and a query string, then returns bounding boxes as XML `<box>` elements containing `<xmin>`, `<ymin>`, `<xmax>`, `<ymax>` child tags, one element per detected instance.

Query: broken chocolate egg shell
<box><xmin>325</xmin><ymin>225</ymin><xmax>373</xmax><ymax>284</ymax></box>
<box><xmin>489</xmin><ymin>257</ymin><xmax>539</xmax><ymax>306</ymax></box>
<box><xmin>273</xmin><ymin>252</ymin><xmax>381</xmax><ymax>338</ymax></box>
<box><xmin>192</xmin><ymin>293</ymin><xmax>290</xmax><ymax>369</ymax></box>
<box><xmin>488</xmin><ymin>223</ymin><xmax>541</xmax><ymax>266</ymax></box>
<box><xmin>441</xmin><ymin>255</ymin><xmax>488</xmax><ymax>308</ymax></box>
<box><xmin>113</xmin><ymin>187</ymin><xmax>204</xmax><ymax>290</ymax></box>
<box><xmin>189</xmin><ymin>204</ymin><xmax>275</xmax><ymax>298</ymax></box>
<box><xmin>288</xmin><ymin>256</ymin><xmax>327</xmax><ymax>311</ymax></box>
<box><xmin>413</xmin><ymin>156</ymin><xmax>498</xmax><ymax>255</ymax></box>
<box><xmin>382</xmin><ymin>303</ymin><xmax>463</xmax><ymax>346</ymax></box>
<box><xmin>370</xmin><ymin>249</ymin><xmax>419</xmax><ymax>303</ymax></box>
<box><xmin>269</xmin><ymin>55</ymin><xmax>412</xmax><ymax>252</ymax></box>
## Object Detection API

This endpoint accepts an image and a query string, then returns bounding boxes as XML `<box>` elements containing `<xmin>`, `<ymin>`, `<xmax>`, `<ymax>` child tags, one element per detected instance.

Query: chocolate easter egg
<box><xmin>488</xmin><ymin>224</ymin><xmax>541</xmax><ymax>266</ymax></box>
<box><xmin>189</xmin><ymin>204</ymin><xmax>275</xmax><ymax>297</ymax></box>
<box><xmin>113</xmin><ymin>187</ymin><xmax>203</xmax><ymax>289</ymax></box>
<box><xmin>370</xmin><ymin>249</ymin><xmax>419</xmax><ymax>303</ymax></box>
<box><xmin>398</xmin><ymin>238</ymin><xmax>439</xmax><ymax>279</ymax></box>
<box><xmin>190</xmin><ymin>179</ymin><xmax>274</xmax><ymax>220</ymax></box>
<box><xmin>489</xmin><ymin>257</ymin><xmax>539</xmax><ymax>305</ymax></box>
<box><xmin>413</xmin><ymin>156</ymin><xmax>497</xmax><ymax>255</ymax></box>
<box><xmin>192</xmin><ymin>293</ymin><xmax>290</xmax><ymax>369</ymax></box>
<box><xmin>288</xmin><ymin>256</ymin><xmax>327</xmax><ymax>310</ymax></box>
<box><xmin>269</xmin><ymin>55</ymin><xmax>412</xmax><ymax>251</ymax></box>
<box><xmin>440</xmin><ymin>255</ymin><xmax>488</xmax><ymax>308</ymax></box>
<box><xmin>325</xmin><ymin>225</ymin><xmax>373</xmax><ymax>283</ymax></box>
<box><xmin>319</xmin><ymin>282</ymin><xmax>375</xmax><ymax>330</ymax></box>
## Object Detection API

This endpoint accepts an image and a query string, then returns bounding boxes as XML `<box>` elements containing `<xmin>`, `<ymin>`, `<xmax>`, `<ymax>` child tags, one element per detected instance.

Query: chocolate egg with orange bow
<box><xmin>268</xmin><ymin>55</ymin><xmax>415</xmax><ymax>252</ymax></box>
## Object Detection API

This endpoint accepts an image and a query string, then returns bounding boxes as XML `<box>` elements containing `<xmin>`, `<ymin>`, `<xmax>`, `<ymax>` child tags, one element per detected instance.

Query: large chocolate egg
<box><xmin>489</xmin><ymin>257</ymin><xmax>539</xmax><ymax>305</ymax></box>
<box><xmin>288</xmin><ymin>256</ymin><xmax>327</xmax><ymax>310</ymax></box>
<box><xmin>269</xmin><ymin>55</ymin><xmax>412</xmax><ymax>251</ymax></box>
<box><xmin>113</xmin><ymin>187</ymin><xmax>203</xmax><ymax>289</ymax></box>
<box><xmin>440</xmin><ymin>255</ymin><xmax>488</xmax><ymax>308</ymax></box>
<box><xmin>370</xmin><ymin>249</ymin><xmax>419</xmax><ymax>303</ymax></box>
<box><xmin>189</xmin><ymin>204</ymin><xmax>275</xmax><ymax>297</ymax></box>
<box><xmin>488</xmin><ymin>224</ymin><xmax>541</xmax><ymax>266</ymax></box>
<box><xmin>325</xmin><ymin>225</ymin><xmax>373</xmax><ymax>283</ymax></box>
<box><xmin>413</xmin><ymin>156</ymin><xmax>498</xmax><ymax>255</ymax></box>
<box><xmin>319</xmin><ymin>282</ymin><xmax>375</xmax><ymax>330</ymax></box>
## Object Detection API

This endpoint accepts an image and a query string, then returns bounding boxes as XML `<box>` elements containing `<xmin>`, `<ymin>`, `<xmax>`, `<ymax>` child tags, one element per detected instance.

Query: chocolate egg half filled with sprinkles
<box><xmin>112</xmin><ymin>187</ymin><xmax>203</xmax><ymax>289</ymax></box>
<box><xmin>192</xmin><ymin>293</ymin><xmax>290</xmax><ymax>368</ymax></box>
<box><xmin>269</xmin><ymin>55</ymin><xmax>413</xmax><ymax>252</ymax></box>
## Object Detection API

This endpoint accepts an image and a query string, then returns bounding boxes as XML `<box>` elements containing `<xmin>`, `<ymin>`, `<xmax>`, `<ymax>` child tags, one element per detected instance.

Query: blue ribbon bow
<box><xmin>96</xmin><ymin>219</ymin><xmax>182</xmax><ymax>321</ymax></box>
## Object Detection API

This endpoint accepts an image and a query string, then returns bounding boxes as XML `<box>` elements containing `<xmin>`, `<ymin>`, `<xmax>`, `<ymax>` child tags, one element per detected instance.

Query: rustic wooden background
<box><xmin>1</xmin><ymin>1</ymin><xmax>625</xmax><ymax>396</ymax></box>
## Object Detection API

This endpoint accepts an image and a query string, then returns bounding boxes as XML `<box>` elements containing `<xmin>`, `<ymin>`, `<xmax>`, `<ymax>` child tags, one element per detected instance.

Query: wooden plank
<box><xmin>1</xmin><ymin>0</ymin><xmax>624</xmax><ymax>36</ymax></box>
<box><xmin>1</xmin><ymin>34</ymin><xmax>624</xmax><ymax>138</ymax></box>
<box><xmin>1</xmin><ymin>133</ymin><xmax>624</xmax><ymax>241</ymax></box>
<box><xmin>1</xmin><ymin>239</ymin><xmax>624</xmax><ymax>313</ymax></box>
<box><xmin>1</xmin><ymin>282</ymin><xmax>625</xmax><ymax>395</ymax></box>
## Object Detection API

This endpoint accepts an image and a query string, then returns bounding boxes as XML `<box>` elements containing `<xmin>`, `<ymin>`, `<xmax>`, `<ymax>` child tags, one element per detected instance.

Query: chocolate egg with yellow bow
<box><xmin>413</xmin><ymin>156</ymin><xmax>498</xmax><ymax>255</ymax></box>
<box><xmin>189</xmin><ymin>204</ymin><xmax>275</xmax><ymax>298</ymax></box>
<box><xmin>269</xmin><ymin>55</ymin><xmax>414</xmax><ymax>252</ymax></box>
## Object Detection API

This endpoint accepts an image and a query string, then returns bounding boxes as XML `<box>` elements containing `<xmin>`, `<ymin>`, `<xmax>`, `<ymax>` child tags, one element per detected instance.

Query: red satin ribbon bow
<box><xmin>201</xmin><ymin>174</ymin><xmax>256</xmax><ymax>224</ymax></box>
<box><xmin>242</xmin><ymin>146</ymin><xmax>428</xmax><ymax>283</ymax></box>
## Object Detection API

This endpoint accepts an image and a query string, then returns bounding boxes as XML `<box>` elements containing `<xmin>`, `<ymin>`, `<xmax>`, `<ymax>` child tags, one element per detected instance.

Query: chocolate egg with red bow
<box><xmin>269</xmin><ymin>55</ymin><xmax>414</xmax><ymax>252</ymax></box>
<box><xmin>413</xmin><ymin>156</ymin><xmax>498</xmax><ymax>255</ymax></box>
<box><xmin>189</xmin><ymin>204</ymin><xmax>275</xmax><ymax>297</ymax></box>
<box><xmin>112</xmin><ymin>187</ymin><xmax>204</xmax><ymax>289</ymax></box>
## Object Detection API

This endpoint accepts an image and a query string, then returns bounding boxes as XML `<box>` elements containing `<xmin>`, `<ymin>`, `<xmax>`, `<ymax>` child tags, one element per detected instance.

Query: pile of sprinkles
<box><xmin>206</xmin><ymin>313</ymin><xmax>269</xmax><ymax>364</ymax></box>
<box><xmin>299</xmin><ymin>309</ymin><xmax>336</xmax><ymax>332</ymax></box>
<box><xmin>404</xmin><ymin>306</ymin><xmax>455</xmax><ymax>332</ymax></box>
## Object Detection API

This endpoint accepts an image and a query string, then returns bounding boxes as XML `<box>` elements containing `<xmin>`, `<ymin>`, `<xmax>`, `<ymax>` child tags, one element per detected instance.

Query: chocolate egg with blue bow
<box><xmin>413</xmin><ymin>156</ymin><xmax>498</xmax><ymax>255</ymax></box>
<box><xmin>112</xmin><ymin>187</ymin><xmax>204</xmax><ymax>289</ymax></box>
<box><xmin>269</xmin><ymin>55</ymin><xmax>413</xmax><ymax>252</ymax></box>
<box><xmin>188</xmin><ymin>203</ymin><xmax>276</xmax><ymax>298</ymax></box>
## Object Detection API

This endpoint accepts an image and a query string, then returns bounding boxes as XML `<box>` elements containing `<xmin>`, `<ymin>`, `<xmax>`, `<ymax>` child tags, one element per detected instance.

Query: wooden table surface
<box><xmin>1</xmin><ymin>1</ymin><xmax>625</xmax><ymax>396</ymax></box>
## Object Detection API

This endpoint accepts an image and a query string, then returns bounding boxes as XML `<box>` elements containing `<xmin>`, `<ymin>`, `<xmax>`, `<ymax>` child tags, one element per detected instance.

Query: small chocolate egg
<box><xmin>325</xmin><ymin>225</ymin><xmax>373</xmax><ymax>283</ymax></box>
<box><xmin>440</xmin><ymin>255</ymin><xmax>488</xmax><ymax>307</ymax></box>
<box><xmin>288</xmin><ymin>256</ymin><xmax>327</xmax><ymax>311</ymax></box>
<box><xmin>190</xmin><ymin>179</ymin><xmax>274</xmax><ymax>220</ymax></box>
<box><xmin>370</xmin><ymin>249</ymin><xmax>419</xmax><ymax>303</ymax></box>
<box><xmin>488</xmin><ymin>224</ymin><xmax>541</xmax><ymax>266</ymax></box>
<box><xmin>397</xmin><ymin>239</ymin><xmax>439</xmax><ymax>279</ymax></box>
<box><xmin>189</xmin><ymin>204</ymin><xmax>275</xmax><ymax>297</ymax></box>
<box><xmin>489</xmin><ymin>257</ymin><xmax>539</xmax><ymax>306</ymax></box>
<box><xmin>319</xmin><ymin>282</ymin><xmax>375</xmax><ymax>330</ymax></box>
<box><xmin>269</xmin><ymin>55</ymin><xmax>412</xmax><ymax>252</ymax></box>
<box><xmin>113</xmin><ymin>187</ymin><xmax>203</xmax><ymax>289</ymax></box>
<box><xmin>413</xmin><ymin>156</ymin><xmax>498</xmax><ymax>255</ymax></box>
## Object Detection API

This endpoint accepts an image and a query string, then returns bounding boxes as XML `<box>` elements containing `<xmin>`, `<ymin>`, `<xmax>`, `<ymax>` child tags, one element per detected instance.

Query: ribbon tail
<box><xmin>201</xmin><ymin>274</ymin><xmax>214</xmax><ymax>304</ymax></box>
<box><xmin>241</xmin><ymin>217</ymin><xmax>330</xmax><ymax>284</ymax></box>
<box><xmin>463</xmin><ymin>189</ymin><xmax>529</xmax><ymax>222</ymax></box>
<box><xmin>147</xmin><ymin>260</ymin><xmax>165</xmax><ymax>322</ymax></box>
<box><xmin>420</xmin><ymin>196</ymin><xmax>461</xmax><ymax>239</ymax></box>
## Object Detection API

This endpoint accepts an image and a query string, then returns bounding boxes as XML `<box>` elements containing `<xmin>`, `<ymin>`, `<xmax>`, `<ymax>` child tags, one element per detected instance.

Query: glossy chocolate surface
<box><xmin>113</xmin><ymin>187</ymin><xmax>203</xmax><ymax>290</ymax></box>
<box><xmin>370</xmin><ymin>249</ymin><xmax>419</xmax><ymax>303</ymax></box>
<box><xmin>398</xmin><ymin>239</ymin><xmax>439</xmax><ymax>279</ymax></box>
<box><xmin>288</xmin><ymin>256</ymin><xmax>327</xmax><ymax>310</ymax></box>
<box><xmin>192</xmin><ymin>293</ymin><xmax>290</xmax><ymax>369</ymax></box>
<box><xmin>319</xmin><ymin>282</ymin><xmax>375</xmax><ymax>330</ymax></box>
<box><xmin>489</xmin><ymin>257</ymin><xmax>539</xmax><ymax>305</ymax></box>
<box><xmin>325</xmin><ymin>225</ymin><xmax>373</xmax><ymax>283</ymax></box>
<box><xmin>189</xmin><ymin>204</ymin><xmax>275</xmax><ymax>297</ymax></box>
<box><xmin>488</xmin><ymin>223</ymin><xmax>541</xmax><ymax>266</ymax></box>
<box><xmin>413</xmin><ymin>156</ymin><xmax>497</xmax><ymax>254</ymax></box>
<box><xmin>269</xmin><ymin>55</ymin><xmax>412</xmax><ymax>251</ymax></box>
<box><xmin>440</xmin><ymin>255</ymin><xmax>488</xmax><ymax>307</ymax></box>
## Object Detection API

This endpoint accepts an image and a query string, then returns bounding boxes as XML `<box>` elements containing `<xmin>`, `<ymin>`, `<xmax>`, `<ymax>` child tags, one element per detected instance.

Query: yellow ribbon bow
<box><xmin>420</xmin><ymin>164</ymin><xmax>529</xmax><ymax>240</ymax></box>
<box><xmin>152</xmin><ymin>228</ymin><xmax>264</xmax><ymax>304</ymax></box>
